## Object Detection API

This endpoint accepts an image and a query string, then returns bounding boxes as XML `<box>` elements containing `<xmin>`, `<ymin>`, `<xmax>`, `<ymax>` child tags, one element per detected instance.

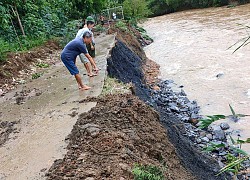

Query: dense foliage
<box><xmin>0</xmin><ymin>0</ymin><xmax>106</xmax><ymax>61</ymax></box>
<box><xmin>0</xmin><ymin>0</ymin><xmax>249</xmax><ymax>61</ymax></box>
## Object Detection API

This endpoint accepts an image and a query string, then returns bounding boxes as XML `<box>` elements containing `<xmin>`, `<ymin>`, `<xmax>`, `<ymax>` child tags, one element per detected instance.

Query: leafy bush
<box><xmin>94</xmin><ymin>24</ymin><xmax>106</xmax><ymax>33</ymax></box>
<box><xmin>115</xmin><ymin>21</ymin><xmax>128</xmax><ymax>31</ymax></box>
<box><xmin>123</xmin><ymin>0</ymin><xmax>151</xmax><ymax>19</ymax></box>
<box><xmin>0</xmin><ymin>38</ymin><xmax>11</xmax><ymax>62</ymax></box>
<box><xmin>199</xmin><ymin>105</ymin><xmax>249</xmax><ymax>129</ymax></box>
<box><xmin>59</xmin><ymin>20</ymin><xmax>79</xmax><ymax>47</ymax></box>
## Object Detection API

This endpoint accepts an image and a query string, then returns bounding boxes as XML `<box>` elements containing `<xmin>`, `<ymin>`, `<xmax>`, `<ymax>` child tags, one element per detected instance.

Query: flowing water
<box><xmin>143</xmin><ymin>4</ymin><xmax>250</xmax><ymax>152</ymax></box>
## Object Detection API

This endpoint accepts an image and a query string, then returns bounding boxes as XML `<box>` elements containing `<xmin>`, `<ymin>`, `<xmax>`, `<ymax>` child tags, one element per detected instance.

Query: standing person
<box><xmin>100</xmin><ymin>15</ymin><xmax>105</xmax><ymax>26</ymax></box>
<box><xmin>76</xmin><ymin>16</ymin><xmax>99</xmax><ymax>76</ymax></box>
<box><xmin>112</xmin><ymin>12</ymin><xmax>116</xmax><ymax>20</ymax></box>
<box><xmin>61</xmin><ymin>31</ymin><xmax>94</xmax><ymax>90</ymax></box>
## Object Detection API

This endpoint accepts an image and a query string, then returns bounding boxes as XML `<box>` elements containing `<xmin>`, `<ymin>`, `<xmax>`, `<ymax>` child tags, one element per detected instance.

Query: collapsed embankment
<box><xmin>106</xmin><ymin>28</ymin><xmax>231</xmax><ymax>180</ymax></box>
<box><xmin>46</xmin><ymin>27</ymin><xmax>231</xmax><ymax>179</ymax></box>
<box><xmin>46</xmin><ymin>94</ymin><xmax>194</xmax><ymax>179</ymax></box>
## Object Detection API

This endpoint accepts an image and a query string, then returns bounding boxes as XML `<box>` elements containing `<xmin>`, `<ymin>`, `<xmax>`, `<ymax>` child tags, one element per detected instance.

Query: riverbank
<box><xmin>142</xmin><ymin>4</ymin><xmax>250</xmax><ymax>154</ymax></box>
<box><xmin>0</xmin><ymin>19</ymin><xmax>248</xmax><ymax>179</ymax></box>
<box><xmin>45</xmin><ymin>25</ymin><xmax>233</xmax><ymax>179</ymax></box>
<box><xmin>142</xmin><ymin>4</ymin><xmax>250</xmax><ymax>179</ymax></box>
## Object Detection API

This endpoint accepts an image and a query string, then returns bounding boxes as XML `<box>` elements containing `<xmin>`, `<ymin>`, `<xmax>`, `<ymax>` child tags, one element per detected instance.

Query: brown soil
<box><xmin>108</xmin><ymin>26</ymin><xmax>160</xmax><ymax>86</ymax></box>
<box><xmin>46</xmin><ymin>94</ymin><xmax>194</xmax><ymax>180</ymax></box>
<box><xmin>108</xmin><ymin>27</ymin><xmax>147</xmax><ymax>61</ymax></box>
<box><xmin>0</xmin><ymin>40</ymin><xmax>60</xmax><ymax>93</ymax></box>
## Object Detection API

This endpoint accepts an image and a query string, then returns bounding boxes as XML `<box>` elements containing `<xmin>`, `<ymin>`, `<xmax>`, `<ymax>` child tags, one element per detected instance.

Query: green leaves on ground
<box><xmin>36</xmin><ymin>63</ymin><xmax>49</xmax><ymax>68</ymax></box>
<box><xmin>32</xmin><ymin>73</ymin><xmax>43</xmax><ymax>79</ymax></box>
<box><xmin>203</xmin><ymin>142</ymin><xmax>225</xmax><ymax>152</ymax></box>
<box><xmin>199</xmin><ymin>104</ymin><xmax>249</xmax><ymax>129</ymax></box>
<box><xmin>132</xmin><ymin>164</ymin><xmax>165</xmax><ymax>180</ymax></box>
<box><xmin>199</xmin><ymin>115</ymin><xmax>226</xmax><ymax>129</ymax></box>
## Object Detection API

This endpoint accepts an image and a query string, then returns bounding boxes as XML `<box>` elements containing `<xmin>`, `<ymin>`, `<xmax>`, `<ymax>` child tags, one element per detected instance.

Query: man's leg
<box><xmin>61</xmin><ymin>57</ymin><xmax>91</xmax><ymax>90</ymax></box>
<box><xmin>79</xmin><ymin>54</ymin><xmax>96</xmax><ymax>76</ymax></box>
<box><xmin>75</xmin><ymin>74</ymin><xmax>91</xmax><ymax>90</ymax></box>
<box><xmin>84</xmin><ymin>63</ymin><xmax>91</xmax><ymax>75</ymax></box>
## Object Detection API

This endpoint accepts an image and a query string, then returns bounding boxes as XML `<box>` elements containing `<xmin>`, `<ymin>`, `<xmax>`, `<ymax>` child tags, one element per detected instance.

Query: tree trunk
<box><xmin>11</xmin><ymin>5</ymin><xmax>25</xmax><ymax>36</ymax></box>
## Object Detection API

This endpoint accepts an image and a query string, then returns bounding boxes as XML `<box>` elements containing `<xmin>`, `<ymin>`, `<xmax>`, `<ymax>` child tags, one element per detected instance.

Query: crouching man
<box><xmin>61</xmin><ymin>31</ymin><xmax>95</xmax><ymax>90</ymax></box>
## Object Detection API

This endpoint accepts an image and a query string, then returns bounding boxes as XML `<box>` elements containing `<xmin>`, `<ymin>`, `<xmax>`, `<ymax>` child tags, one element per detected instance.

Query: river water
<box><xmin>143</xmin><ymin>4</ymin><xmax>250</xmax><ymax>152</ymax></box>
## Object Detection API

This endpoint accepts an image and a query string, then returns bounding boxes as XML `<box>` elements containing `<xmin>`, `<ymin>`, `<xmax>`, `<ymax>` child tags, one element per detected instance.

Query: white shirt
<box><xmin>76</xmin><ymin>28</ymin><xmax>95</xmax><ymax>43</ymax></box>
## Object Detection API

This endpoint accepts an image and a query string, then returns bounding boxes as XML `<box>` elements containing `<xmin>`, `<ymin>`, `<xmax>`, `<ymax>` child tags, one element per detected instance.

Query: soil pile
<box><xmin>0</xmin><ymin>40</ymin><xmax>60</xmax><ymax>92</ymax></box>
<box><xmin>46</xmin><ymin>94</ymin><xmax>194</xmax><ymax>180</ymax></box>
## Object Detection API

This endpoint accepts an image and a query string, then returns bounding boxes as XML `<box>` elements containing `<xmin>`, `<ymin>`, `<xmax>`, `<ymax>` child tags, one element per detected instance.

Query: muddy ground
<box><xmin>46</xmin><ymin>94</ymin><xmax>194</xmax><ymax>180</ymax></box>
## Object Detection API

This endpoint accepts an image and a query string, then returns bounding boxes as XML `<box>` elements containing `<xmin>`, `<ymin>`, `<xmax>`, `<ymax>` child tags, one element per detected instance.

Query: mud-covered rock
<box><xmin>220</xmin><ymin>123</ymin><xmax>230</xmax><ymax>130</ymax></box>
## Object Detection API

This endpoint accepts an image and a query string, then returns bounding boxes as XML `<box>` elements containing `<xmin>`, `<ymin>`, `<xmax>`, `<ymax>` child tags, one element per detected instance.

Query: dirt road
<box><xmin>0</xmin><ymin>34</ymin><xmax>115</xmax><ymax>180</ymax></box>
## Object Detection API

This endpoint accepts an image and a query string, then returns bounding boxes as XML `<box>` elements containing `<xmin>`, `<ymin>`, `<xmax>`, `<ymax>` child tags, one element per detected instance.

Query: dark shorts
<box><xmin>86</xmin><ymin>44</ymin><xmax>96</xmax><ymax>58</ymax></box>
<box><xmin>61</xmin><ymin>54</ymin><xmax>79</xmax><ymax>75</ymax></box>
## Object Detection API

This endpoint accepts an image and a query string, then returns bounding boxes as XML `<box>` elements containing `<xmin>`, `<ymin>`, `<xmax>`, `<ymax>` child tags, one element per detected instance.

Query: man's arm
<box><xmin>90</xmin><ymin>42</ymin><xmax>95</xmax><ymax>50</ymax></box>
<box><xmin>85</xmin><ymin>53</ymin><xmax>97</xmax><ymax>69</ymax></box>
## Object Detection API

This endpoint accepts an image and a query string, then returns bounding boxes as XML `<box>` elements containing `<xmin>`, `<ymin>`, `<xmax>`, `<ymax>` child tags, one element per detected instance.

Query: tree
<box><xmin>123</xmin><ymin>0</ymin><xmax>151</xmax><ymax>19</ymax></box>
<box><xmin>69</xmin><ymin>0</ymin><xmax>108</xmax><ymax>19</ymax></box>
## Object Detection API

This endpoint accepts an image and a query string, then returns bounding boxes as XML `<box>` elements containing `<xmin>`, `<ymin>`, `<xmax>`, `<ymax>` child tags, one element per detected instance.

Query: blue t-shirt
<box><xmin>61</xmin><ymin>38</ymin><xmax>88</xmax><ymax>61</ymax></box>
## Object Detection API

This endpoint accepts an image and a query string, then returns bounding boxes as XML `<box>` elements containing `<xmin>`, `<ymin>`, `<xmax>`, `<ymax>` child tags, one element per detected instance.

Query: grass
<box><xmin>132</xmin><ymin>164</ymin><xmax>165</xmax><ymax>180</ymax></box>
<box><xmin>102</xmin><ymin>77</ymin><xmax>131</xmax><ymax>95</ymax></box>
<box><xmin>0</xmin><ymin>36</ymin><xmax>48</xmax><ymax>62</ymax></box>
<box><xmin>32</xmin><ymin>72</ymin><xmax>43</xmax><ymax>79</ymax></box>
<box><xmin>36</xmin><ymin>62</ymin><xmax>50</xmax><ymax>68</ymax></box>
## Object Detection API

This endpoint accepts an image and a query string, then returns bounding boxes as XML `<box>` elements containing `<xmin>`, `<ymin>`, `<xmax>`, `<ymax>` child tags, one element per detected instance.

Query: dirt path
<box><xmin>0</xmin><ymin>34</ymin><xmax>115</xmax><ymax>180</ymax></box>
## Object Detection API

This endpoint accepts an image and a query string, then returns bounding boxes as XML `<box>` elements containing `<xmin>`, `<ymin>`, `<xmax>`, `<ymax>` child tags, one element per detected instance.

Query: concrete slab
<box><xmin>0</xmin><ymin>34</ymin><xmax>115</xmax><ymax>180</ymax></box>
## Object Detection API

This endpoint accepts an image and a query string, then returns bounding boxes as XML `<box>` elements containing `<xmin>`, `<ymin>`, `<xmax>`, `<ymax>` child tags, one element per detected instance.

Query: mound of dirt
<box><xmin>108</xmin><ymin>27</ymin><xmax>160</xmax><ymax>87</ymax></box>
<box><xmin>0</xmin><ymin>40</ymin><xmax>60</xmax><ymax>92</ymax></box>
<box><xmin>46</xmin><ymin>94</ymin><xmax>194</xmax><ymax>180</ymax></box>
<box><xmin>108</xmin><ymin>27</ymin><xmax>147</xmax><ymax>62</ymax></box>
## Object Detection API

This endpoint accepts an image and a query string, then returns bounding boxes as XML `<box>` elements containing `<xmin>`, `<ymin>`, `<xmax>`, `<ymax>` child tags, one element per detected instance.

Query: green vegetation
<box><xmin>203</xmin><ymin>136</ymin><xmax>250</xmax><ymax>178</ymax></box>
<box><xmin>217</xmin><ymin>137</ymin><xmax>250</xmax><ymax>178</ymax></box>
<box><xmin>123</xmin><ymin>0</ymin><xmax>151</xmax><ymax>20</ymax></box>
<box><xmin>94</xmin><ymin>24</ymin><xmax>106</xmax><ymax>33</ymax></box>
<box><xmin>0</xmin><ymin>0</ymin><xmax>108</xmax><ymax>62</ymax></box>
<box><xmin>132</xmin><ymin>164</ymin><xmax>165</xmax><ymax>180</ymax></box>
<box><xmin>199</xmin><ymin>105</ymin><xmax>249</xmax><ymax>129</ymax></box>
<box><xmin>229</xmin><ymin>24</ymin><xmax>250</xmax><ymax>53</ymax></box>
<box><xmin>36</xmin><ymin>63</ymin><xmax>49</xmax><ymax>68</ymax></box>
<box><xmin>203</xmin><ymin>142</ymin><xmax>225</xmax><ymax>152</ymax></box>
<box><xmin>32</xmin><ymin>72</ymin><xmax>43</xmax><ymax>79</ymax></box>
<box><xmin>102</xmin><ymin>77</ymin><xmax>131</xmax><ymax>95</ymax></box>
<box><xmin>115</xmin><ymin>21</ymin><xmax>128</xmax><ymax>31</ymax></box>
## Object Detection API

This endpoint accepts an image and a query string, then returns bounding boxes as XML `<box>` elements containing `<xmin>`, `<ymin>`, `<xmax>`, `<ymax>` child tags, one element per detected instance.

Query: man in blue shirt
<box><xmin>61</xmin><ymin>31</ymin><xmax>95</xmax><ymax>90</ymax></box>
<box><xmin>76</xmin><ymin>16</ymin><xmax>99</xmax><ymax>77</ymax></box>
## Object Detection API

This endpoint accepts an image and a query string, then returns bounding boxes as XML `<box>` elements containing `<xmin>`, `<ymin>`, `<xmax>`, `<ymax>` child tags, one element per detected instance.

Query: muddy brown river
<box><xmin>143</xmin><ymin>4</ymin><xmax>250</xmax><ymax>152</ymax></box>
